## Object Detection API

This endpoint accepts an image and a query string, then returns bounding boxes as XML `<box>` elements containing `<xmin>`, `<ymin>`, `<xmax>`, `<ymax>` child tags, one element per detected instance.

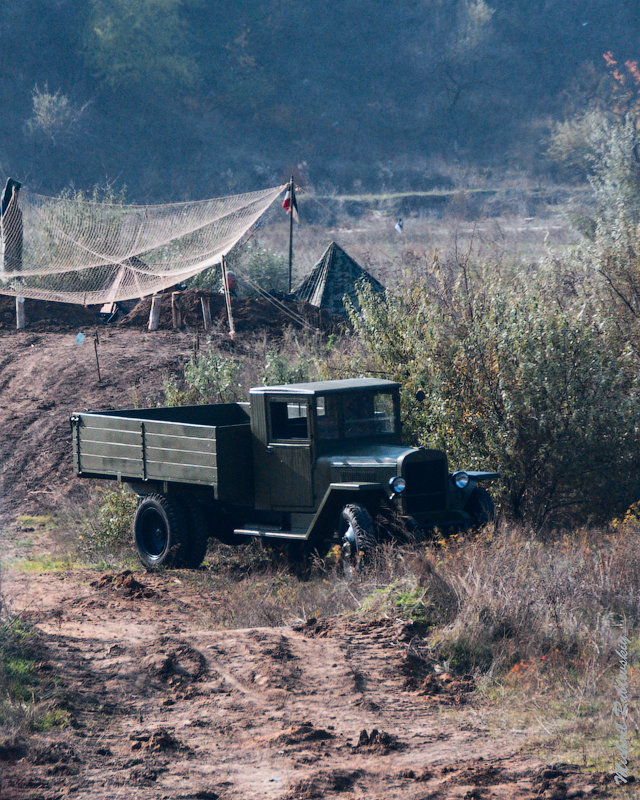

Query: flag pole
<box><xmin>288</xmin><ymin>175</ymin><xmax>294</xmax><ymax>293</ymax></box>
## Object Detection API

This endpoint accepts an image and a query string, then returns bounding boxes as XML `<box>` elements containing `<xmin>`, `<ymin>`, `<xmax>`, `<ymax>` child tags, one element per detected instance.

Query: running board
<box><xmin>233</xmin><ymin>526</ymin><xmax>308</xmax><ymax>541</ymax></box>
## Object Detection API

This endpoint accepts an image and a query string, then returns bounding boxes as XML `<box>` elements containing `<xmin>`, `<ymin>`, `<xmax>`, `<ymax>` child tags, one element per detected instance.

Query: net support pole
<box><xmin>288</xmin><ymin>175</ymin><xmax>294</xmax><ymax>293</ymax></box>
<box><xmin>148</xmin><ymin>294</ymin><xmax>161</xmax><ymax>331</ymax></box>
<box><xmin>200</xmin><ymin>296</ymin><xmax>212</xmax><ymax>331</ymax></box>
<box><xmin>171</xmin><ymin>292</ymin><xmax>182</xmax><ymax>329</ymax></box>
<box><xmin>15</xmin><ymin>296</ymin><xmax>25</xmax><ymax>330</ymax></box>
<box><xmin>221</xmin><ymin>255</ymin><xmax>236</xmax><ymax>341</ymax></box>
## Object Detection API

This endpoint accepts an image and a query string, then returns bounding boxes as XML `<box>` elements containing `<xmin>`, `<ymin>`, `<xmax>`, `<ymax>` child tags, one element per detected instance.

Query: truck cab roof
<box><xmin>249</xmin><ymin>377</ymin><xmax>400</xmax><ymax>396</ymax></box>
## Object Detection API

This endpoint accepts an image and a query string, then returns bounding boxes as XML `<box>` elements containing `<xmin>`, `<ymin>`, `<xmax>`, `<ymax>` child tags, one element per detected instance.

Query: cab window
<box><xmin>269</xmin><ymin>399</ymin><xmax>309</xmax><ymax>440</ymax></box>
<box><xmin>343</xmin><ymin>391</ymin><xmax>397</xmax><ymax>438</ymax></box>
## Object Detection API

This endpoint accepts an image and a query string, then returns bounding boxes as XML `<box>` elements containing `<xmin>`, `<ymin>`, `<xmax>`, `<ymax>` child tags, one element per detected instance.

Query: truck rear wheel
<box><xmin>134</xmin><ymin>494</ymin><xmax>188</xmax><ymax>570</ymax></box>
<box><xmin>340</xmin><ymin>503</ymin><xmax>376</xmax><ymax>564</ymax></box>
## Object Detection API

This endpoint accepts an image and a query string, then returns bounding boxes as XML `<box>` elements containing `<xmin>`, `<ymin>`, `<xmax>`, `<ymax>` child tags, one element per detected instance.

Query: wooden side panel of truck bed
<box><xmin>72</xmin><ymin>411</ymin><xmax>252</xmax><ymax>503</ymax></box>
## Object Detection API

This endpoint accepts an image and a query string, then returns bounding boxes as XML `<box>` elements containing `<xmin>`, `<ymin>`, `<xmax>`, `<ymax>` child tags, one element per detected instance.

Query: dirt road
<box><xmin>2</xmin><ymin>563</ymin><xmax>609</xmax><ymax>800</ymax></box>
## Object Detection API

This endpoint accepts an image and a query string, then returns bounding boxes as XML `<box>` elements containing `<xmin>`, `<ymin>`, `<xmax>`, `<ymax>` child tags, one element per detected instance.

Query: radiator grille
<box><xmin>403</xmin><ymin>459</ymin><xmax>447</xmax><ymax>514</ymax></box>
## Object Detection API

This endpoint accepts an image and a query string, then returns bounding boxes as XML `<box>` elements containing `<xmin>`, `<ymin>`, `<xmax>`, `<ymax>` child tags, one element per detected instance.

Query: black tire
<box><xmin>133</xmin><ymin>494</ymin><xmax>188</xmax><ymax>570</ymax></box>
<box><xmin>181</xmin><ymin>499</ymin><xmax>209</xmax><ymax>568</ymax></box>
<box><xmin>340</xmin><ymin>503</ymin><xmax>377</xmax><ymax>564</ymax></box>
<box><xmin>465</xmin><ymin>487</ymin><xmax>495</xmax><ymax>529</ymax></box>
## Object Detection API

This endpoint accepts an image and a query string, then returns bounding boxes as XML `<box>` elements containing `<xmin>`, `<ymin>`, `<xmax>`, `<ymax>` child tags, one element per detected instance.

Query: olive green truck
<box><xmin>71</xmin><ymin>378</ymin><xmax>498</xmax><ymax>569</ymax></box>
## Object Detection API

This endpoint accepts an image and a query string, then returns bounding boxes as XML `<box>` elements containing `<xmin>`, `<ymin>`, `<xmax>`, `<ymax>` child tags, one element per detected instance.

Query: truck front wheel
<box><xmin>340</xmin><ymin>503</ymin><xmax>376</xmax><ymax>564</ymax></box>
<box><xmin>134</xmin><ymin>494</ymin><xmax>188</xmax><ymax>570</ymax></box>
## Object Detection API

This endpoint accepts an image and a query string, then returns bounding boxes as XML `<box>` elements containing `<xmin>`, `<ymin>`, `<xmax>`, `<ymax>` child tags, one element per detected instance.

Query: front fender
<box><xmin>305</xmin><ymin>482</ymin><xmax>388</xmax><ymax>543</ymax></box>
<box><xmin>452</xmin><ymin>470</ymin><xmax>500</xmax><ymax>505</ymax></box>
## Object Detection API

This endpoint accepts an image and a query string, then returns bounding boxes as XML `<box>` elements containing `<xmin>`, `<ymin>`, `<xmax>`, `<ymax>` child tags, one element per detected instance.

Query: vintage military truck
<box><xmin>71</xmin><ymin>378</ymin><xmax>498</xmax><ymax>569</ymax></box>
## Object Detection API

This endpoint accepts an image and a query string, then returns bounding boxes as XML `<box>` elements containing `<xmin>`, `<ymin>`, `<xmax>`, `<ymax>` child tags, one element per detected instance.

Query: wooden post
<box><xmin>15</xmin><ymin>296</ymin><xmax>25</xmax><ymax>329</ymax></box>
<box><xmin>220</xmin><ymin>256</ymin><xmax>236</xmax><ymax>340</ymax></box>
<box><xmin>93</xmin><ymin>330</ymin><xmax>102</xmax><ymax>383</ymax></box>
<box><xmin>200</xmin><ymin>295</ymin><xmax>212</xmax><ymax>331</ymax></box>
<box><xmin>171</xmin><ymin>292</ymin><xmax>182</xmax><ymax>329</ymax></box>
<box><xmin>148</xmin><ymin>294</ymin><xmax>161</xmax><ymax>331</ymax></box>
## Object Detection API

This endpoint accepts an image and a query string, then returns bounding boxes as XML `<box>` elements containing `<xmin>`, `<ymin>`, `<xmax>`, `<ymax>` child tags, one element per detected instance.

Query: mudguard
<box><xmin>305</xmin><ymin>482</ymin><xmax>388</xmax><ymax>543</ymax></box>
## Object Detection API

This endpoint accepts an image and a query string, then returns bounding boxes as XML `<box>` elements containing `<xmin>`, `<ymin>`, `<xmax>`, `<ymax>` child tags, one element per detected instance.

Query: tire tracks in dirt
<box><xmin>1</xmin><ymin>567</ymin><xmax>611</xmax><ymax>800</ymax></box>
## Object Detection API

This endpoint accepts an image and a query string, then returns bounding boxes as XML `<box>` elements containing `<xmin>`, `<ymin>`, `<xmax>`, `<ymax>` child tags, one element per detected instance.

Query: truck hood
<box><xmin>317</xmin><ymin>443</ymin><xmax>418</xmax><ymax>469</ymax></box>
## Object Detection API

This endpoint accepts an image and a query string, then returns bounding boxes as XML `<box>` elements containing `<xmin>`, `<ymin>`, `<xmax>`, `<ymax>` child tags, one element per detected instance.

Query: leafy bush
<box><xmin>232</xmin><ymin>242</ymin><xmax>289</xmax><ymax>296</ymax></box>
<box><xmin>83</xmin><ymin>0</ymin><xmax>198</xmax><ymax>94</ymax></box>
<box><xmin>164</xmin><ymin>348</ymin><xmax>243</xmax><ymax>405</ymax></box>
<box><xmin>0</xmin><ymin>616</ymin><xmax>65</xmax><ymax>732</ymax></box>
<box><xmin>27</xmin><ymin>84</ymin><xmax>89</xmax><ymax>143</ymax></box>
<box><xmin>77</xmin><ymin>485</ymin><xmax>137</xmax><ymax>560</ymax></box>
<box><xmin>348</xmin><ymin>256</ymin><xmax>640</xmax><ymax>525</ymax></box>
<box><xmin>261</xmin><ymin>345</ymin><xmax>315</xmax><ymax>386</ymax></box>
<box><xmin>189</xmin><ymin>242</ymin><xmax>289</xmax><ymax>297</ymax></box>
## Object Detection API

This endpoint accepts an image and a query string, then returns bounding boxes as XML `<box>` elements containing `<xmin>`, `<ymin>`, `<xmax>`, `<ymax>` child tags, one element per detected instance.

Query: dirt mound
<box><xmin>90</xmin><ymin>570</ymin><xmax>157</xmax><ymax>599</ymax></box>
<box><xmin>118</xmin><ymin>288</ymin><xmax>340</xmax><ymax>334</ymax></box>
<box><xmin>129</xmin><ymin>728</ymin><xmax>185</xmax><ymax>753</ymax></box>
<box><xmin>285</xmin><ymin>769</ymin><xmax>362</xmax><ymax>799</ymax></box>
<box><xmin>0</xmin><ymin>736</ymin><xmax>28</xmax><ymax>762</ymax></box>
<box><xmin>416</xmin><ymin>671</ymin><xmax>476</xmax><ymax>704</ymax></box>
<box><xmin>0</xmin><ymin>295</ymin><xmax>100</xmax><ymax>330</ymax></box>
<box><xmin>353</xmin><ymin>728</ymin><xmax>402</xmax><ymax>753</ymax></box>
<box><xmin>294</xmin><ymin>617</ymin><xmax>335</xmax><ymax>638</ymax></box>
<box><xmin>141</xmin><ymin>641</ymin><xmax>208</xmax><ymax>685</ymax></box>
<box><xmin>272</xmin><ymin>722</ymin><xmax>335</xmax><ymax>747</ymax></box>
<box><xmin>529</xmin><ymin>763</ymin><xmax>617</xmax><ymax>797</ymax></box>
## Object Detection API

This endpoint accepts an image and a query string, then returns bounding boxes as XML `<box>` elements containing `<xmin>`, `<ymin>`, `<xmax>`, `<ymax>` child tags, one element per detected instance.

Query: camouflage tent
<box><xmin>294</xmin><ymin>241</ymin><xmax>385</xmax><ymax>315</ymax></box>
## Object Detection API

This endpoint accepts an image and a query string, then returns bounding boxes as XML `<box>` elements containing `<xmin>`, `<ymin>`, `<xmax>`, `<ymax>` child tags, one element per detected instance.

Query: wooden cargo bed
<box><xmin>71</xmin><ymin>403</ymin><xmax>253</xmax><ymax>504</ymax></box>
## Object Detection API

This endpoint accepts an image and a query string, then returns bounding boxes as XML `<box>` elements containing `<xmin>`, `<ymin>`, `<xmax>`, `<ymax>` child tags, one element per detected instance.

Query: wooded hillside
<box><xmin>1</xmin><ymin>0</ymin><xmax>638</xmax><ymax>198</ymax></box>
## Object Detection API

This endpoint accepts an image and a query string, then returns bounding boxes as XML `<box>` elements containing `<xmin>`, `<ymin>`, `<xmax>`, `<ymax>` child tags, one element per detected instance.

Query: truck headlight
<box><xmin>453</xmin><ymin>471</ymin><xmax>469</xmax><ymax>489</ymax></box>
<box><xmin>389</xmin><ymin>476</ymin><xmax>406</xmax><ymax>493</ymax></box>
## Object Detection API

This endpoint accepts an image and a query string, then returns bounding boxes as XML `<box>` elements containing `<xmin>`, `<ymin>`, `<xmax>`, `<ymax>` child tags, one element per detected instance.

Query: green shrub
<box><xmin>261</xmin><ymin>346</ymin><xmax>315</xmax><ymax>385</ymax></box>
<box><xmin>164</xmin><ymin>348</ymin><xmax>242</xmax><ymax>406</ymax></box>
<box><xmin>77</xmin><ymin>485</ymin><xmax>137</xmax><ymax>560</ymax></box>
<box><xmin>0</xmin><ymin>617</ymin><xmax>65</xmax><ymax>731</ymax></box>
<box><xmin>348</xmin><ymin>257</ymin><xmax>640</xmax><ymax>525</ymax></box>
<box><xmin>190</xmin><ymin>242</ymin><xmax>289</xmax><ymax>297</ymax></box>
<box><xmin>232</xmin><ymin>242</ymin><xmax>289</xmax><ymax>296</ymax></box>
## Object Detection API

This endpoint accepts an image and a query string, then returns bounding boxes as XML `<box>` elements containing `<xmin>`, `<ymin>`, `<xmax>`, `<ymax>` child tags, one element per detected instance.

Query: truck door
<box><xmin>266</xmin><ymin>397</ymin><xmax>314</xmax><ymax>508</ymax></box>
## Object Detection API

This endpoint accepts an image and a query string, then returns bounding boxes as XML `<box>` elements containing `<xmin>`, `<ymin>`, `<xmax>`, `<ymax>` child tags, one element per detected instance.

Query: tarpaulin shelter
<box><xmin>294</xmin><ymin>241</ymin><xmax>384</xmax><ymax>315</ymax></box>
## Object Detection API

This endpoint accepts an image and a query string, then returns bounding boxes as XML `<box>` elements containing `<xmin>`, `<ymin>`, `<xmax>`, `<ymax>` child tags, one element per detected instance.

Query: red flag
<box><xmin>282</xmin><ymin>183</ymin><xmax>299</xmax><ymax>221</ymax></box>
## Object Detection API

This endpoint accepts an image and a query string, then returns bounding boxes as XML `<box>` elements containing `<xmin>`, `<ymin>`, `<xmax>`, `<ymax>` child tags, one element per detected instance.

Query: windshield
<box><xmin>316</xmin><ymin>391</ymin><xmax>398</xmax><ymax>439</ymax></box>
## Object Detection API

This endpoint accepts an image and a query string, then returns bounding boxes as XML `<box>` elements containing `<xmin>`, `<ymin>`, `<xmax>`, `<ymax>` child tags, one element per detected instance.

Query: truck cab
<box><xmin>250</xmin><ymin>378</ymin><xmax>400</xmax><ymax>511</ymax></box>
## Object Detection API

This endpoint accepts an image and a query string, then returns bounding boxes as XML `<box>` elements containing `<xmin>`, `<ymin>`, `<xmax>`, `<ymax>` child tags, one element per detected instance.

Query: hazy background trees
<box><xmin>0</xmin><ymin>1</ymin><xmax>639</xmax><ymax>198</ymax></box>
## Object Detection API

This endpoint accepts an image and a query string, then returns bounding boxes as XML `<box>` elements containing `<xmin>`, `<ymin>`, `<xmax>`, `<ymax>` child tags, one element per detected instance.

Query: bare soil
<box><xmin>0</xmin><ymin>325</ymin><xmax>615</xmax><ymax>799</ymax></box>
<box><xmin>2</xmin><ymin>566</ymin><xmax>612</xmax><ymax>800</ymax></box>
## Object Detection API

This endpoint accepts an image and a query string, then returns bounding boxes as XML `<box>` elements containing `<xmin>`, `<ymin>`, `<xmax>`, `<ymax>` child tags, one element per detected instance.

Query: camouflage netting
<box><xmin>0</xmin><ymin>184</ymin><xmax>286</xmax><ymax>305</ymax></box>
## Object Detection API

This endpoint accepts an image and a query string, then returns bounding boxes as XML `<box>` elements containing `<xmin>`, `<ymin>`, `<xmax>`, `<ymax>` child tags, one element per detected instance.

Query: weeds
<box><xmin>0</xmin><ymin>614</ymin><xmax>65</xmax><ymax>735</ymax></box>
<box><xmin>74</xmin><ymin>485</ymin><xmax>137</xmax><ymax>564</ymax></box>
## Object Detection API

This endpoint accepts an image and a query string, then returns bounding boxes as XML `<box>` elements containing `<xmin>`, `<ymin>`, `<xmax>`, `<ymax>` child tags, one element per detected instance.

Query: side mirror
<box><xmin>415</xmin><ymin>390</ymin><xmax>426</xmax><ymax>403</ymax></box>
